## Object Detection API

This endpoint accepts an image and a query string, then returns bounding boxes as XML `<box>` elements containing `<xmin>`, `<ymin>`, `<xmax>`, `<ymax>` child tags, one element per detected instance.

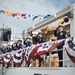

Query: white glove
<box><xmin>54</xmin><ymin>27</ymin><xmax>57</xmax><ymax>30</ymax></box>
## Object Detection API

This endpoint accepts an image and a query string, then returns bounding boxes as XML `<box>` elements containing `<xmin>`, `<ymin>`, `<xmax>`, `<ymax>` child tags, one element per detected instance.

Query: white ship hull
<box><xmin>0</xmin><ymin>67</ymin><xmax>75</xmax><ymax>75</ymax></box>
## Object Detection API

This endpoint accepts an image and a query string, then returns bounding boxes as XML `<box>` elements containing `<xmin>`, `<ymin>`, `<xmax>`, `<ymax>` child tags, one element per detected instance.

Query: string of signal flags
<box><xmin>0</xmin><ymin>10</ymin><xmax>51</xmax><ymax>21</ymax></box>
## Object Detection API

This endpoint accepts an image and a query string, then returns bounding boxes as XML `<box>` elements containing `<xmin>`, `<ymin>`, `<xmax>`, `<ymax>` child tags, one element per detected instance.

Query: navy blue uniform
<box><xmin>2</xmin><ymin>48</ymin><xmax>7</xmax><ymax>54</ymax></box>
<box><xmin>54</xmin><ymin>30</ymin><xmax>66</xmax><ymax>48</ymax></box>
<box><xmin>17</xmin><ymin>43</ymin><xmax>22</xmax><ymax>49</ymax></box>
<box><xmin>37</xmin><ymin>37</ymin><xmax>45</xmax><ymax>44</ymax></box>
<box><xmin>24</xmin><ymin>41</ymin><xmax>32</xmax><ymax>47</ymax></box>
<box><xmin>12</xmin><ymin>46</ymin><xmax>18</xmax><ymax>51</ymax></box>
<box><xmin>37</xmin><ymin>36</ymin><xmax>46</xmax><ymax>66</ymax></box>
<box><xmin>54</xmin><ymin>30</ymin><xmax>67</xmax><ymax>67</ymax></box>
<box><xmin>7</xmin><ymin>48</ymin><xmax>12</xmax><ymax>52</ymax></box>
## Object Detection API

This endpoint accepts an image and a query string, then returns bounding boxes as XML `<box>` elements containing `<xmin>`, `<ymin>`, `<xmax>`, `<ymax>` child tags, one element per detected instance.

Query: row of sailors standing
<box><xmin>1</xmin><ymin>40</ymin><xmax>22</xmax><ymax>54</ymax></box>
<box><xmin>2</xmin><ymin>31</ymin><xmax>46</xmax><ymax>54</ymax></box>
<box><xmin>23</xmin><ymin>32</ymin><xmax>46</xmax><ymax>47</ymax></box>
<box><xmin>1</xmin><ymin>40</ymin><xmax>22</xmax><ymax>68</ymax></box>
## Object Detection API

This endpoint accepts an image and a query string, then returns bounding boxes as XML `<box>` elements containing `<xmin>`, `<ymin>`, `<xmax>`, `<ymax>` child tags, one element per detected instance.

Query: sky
<box><xmin>0</xmin><ymin>0</ymin><xmax>75</xmax><ymax>36</ymax></box>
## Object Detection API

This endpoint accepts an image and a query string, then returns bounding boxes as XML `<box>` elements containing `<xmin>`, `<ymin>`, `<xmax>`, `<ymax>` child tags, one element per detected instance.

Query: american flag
<box><xmin>25</xmin><ymin>39</ymin><xmax>64</xmax><ymax>64</ymax></box>
<box><xmin>3</xmin><ymin>54</ymin><xmax>11</xmax><ymax>65</ymax></box>
<box><xmin>25</xmin><ymin>45</ymin><xmax>41</xmax><ymax>64</ymax></box>
<box><xmin>36</xmin><ymin>39</ymin><xmax>65</xmax><ymax>56</ymax></box>
<box><xmin>13</xmin><ymin>50</ymin><xmax>23</xmax><ymax>66</ymax></box>
<box><xmin>0</xmin><ymin>39</ymin><xmax>65</xmax><ymax>65</ymax></box>
<box><xmin>64</xmin><ymin>37</ymin><xmax>75</xmax><ymax>63</ymax></box>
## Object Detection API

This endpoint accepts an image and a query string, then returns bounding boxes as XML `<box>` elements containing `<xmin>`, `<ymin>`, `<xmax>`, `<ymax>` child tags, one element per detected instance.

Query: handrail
<box><xmin>0</xmin><ymin>47</ymin><xmax>74</xmax><ymax>68</ymax></box>
<box><xmin>0</xmin><ymin>39</ymin><xmax>74</xmax><ymax>67</ymax></box>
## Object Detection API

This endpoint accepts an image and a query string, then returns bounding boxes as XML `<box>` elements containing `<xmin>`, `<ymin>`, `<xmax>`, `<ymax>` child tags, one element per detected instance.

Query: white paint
<box><xmin>1</xmin><ymin>67</ymin><xmax>75</xmax><ymax>75</ymax></box>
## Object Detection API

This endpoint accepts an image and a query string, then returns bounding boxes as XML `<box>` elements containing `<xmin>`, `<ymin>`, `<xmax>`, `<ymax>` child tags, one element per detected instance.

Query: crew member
<box><xmin>37</xmin><ymin>32</ymin><xmax>46</xmax><ymax>67</ymax></box>
<box><xmin>1</xmin><ymin>46</ymin><xmax>7</xmax><ymax>54</ymax></box>
<box><xmin>7</xmin><ymin>45</ymin><xmax>12</xmax><ymax>53</ymax></box>
<box><xmin>37</xmin><ymin>32</ymin><xmax>45</xmax><ymax>44</ymax></box>
<box><xmin>24</xmin><ymin>38</ymin><xmax>32</xmax><ymax>47</ymax></box>
<box><xmin>12</xmin><ymin>43</ymin><xmax>18</xmax><ymax>51</ymax></box>
<box><xmin>16</xmin><ymin>40</ymin><xmax>22</xmax><ymax>49</ymax></box>
<box><xmin>54</xmin><ymin>25</ymin><xmax>67</xmax><ymax>67</ymax></box>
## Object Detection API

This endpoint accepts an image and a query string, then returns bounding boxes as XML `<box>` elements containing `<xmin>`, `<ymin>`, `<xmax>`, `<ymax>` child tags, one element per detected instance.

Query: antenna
<box><xmin>1</xmin><ymin>23</ymin><xmax>4</xmax><ymax>41</ymax></box>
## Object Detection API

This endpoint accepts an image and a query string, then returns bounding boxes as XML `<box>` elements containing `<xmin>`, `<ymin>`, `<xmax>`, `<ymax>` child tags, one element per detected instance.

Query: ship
<box><xmin>0</xmin><ymin>3</ymin><xmax>75</xmax><ymax>75</ymax></box>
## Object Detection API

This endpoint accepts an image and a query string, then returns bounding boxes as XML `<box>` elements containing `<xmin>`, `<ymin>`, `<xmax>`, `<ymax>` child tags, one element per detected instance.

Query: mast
<box><xmin>1</xmin><ymin>23</ymin><xmax>4</xmax><ymax>41</ymax></box>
